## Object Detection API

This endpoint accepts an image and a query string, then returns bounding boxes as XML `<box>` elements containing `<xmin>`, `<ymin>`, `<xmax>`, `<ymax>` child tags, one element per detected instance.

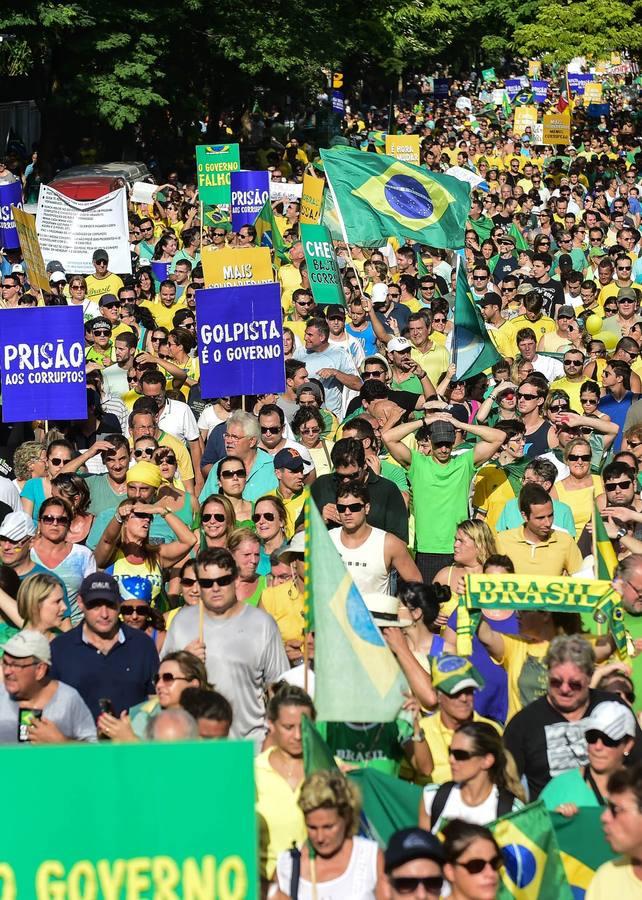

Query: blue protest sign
<box><xmin>504</xmin><ymin>79</ymin><xmax>521</xmax><ymax>99</ymax></box>
<box><xmin>196</xmin><ymin>282</ymin><xmax>285</xmax><ymax>397</ymax></box>
<box><xmin>0</xmin><ymin>307</ymin><xmax>87</xmax><ymax>423</ymax></box>
<box><xmin>567</xmin><ymin>73</ymin><xmax>593</xmax><ymax>94</ymax></box>
<box><xmin>332</xmin><ymin>91</ymin><xmax>345</xmax><ymax>113</ymax></box>
<box><xmin>0</xmin><ymin>180</ymin><xmax>23</xmax><ymax>250</ymax></box>
<box><xmin>532</xmin><ymin>81</ymin><xmax>549</xmax><ymax>103</ymax></box>
<box><xmin>587</xmin><ymin>103</ymin><xmax>610</xmax><ymax>118</ymax></box>
<box><xmin>433</xmin><ymin>78</ymin><xmax>450</xmax><ymax>98</ymax></box>
<box><xmin>151</xmin><ymin>261</ymin><xmax>170</xmax><ymax>285</ymax></box>
<box><xmin>230</xmin><ymin>171</ymin><xmax>270</xmax><ymax>231</ymax></box>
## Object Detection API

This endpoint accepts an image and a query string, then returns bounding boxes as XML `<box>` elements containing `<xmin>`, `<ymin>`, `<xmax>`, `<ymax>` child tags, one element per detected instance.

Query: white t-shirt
<box><xmin>422</xmin><ymin>783</ymin><xmax>522</xmax><ymax>833</ymax></box>
<box><xmin>158</xmin><ymin>398</ymin><xmax>199</xmax><ymax>444</ymax></box>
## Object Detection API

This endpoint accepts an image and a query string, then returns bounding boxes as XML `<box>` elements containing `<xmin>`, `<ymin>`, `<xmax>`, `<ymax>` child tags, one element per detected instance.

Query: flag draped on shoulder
<box><xmin>453</xmin><ymin>260</ymin><xmax>502</xmax><ymax>380</ymax></box>
<box><xmin>489</xmin><ymin>801</ymin><xmax>573</xmax><ymax>900</ymax></box>
<box><xmin>304</xmin><ymin>498</ymin><xmax>406</xmax><ymax>722</ymax></box>
<box><xmin>320</xmin><ymin>147</ymin><xmax>471</xmax><ymax>250</ymax></box>
<box><xmin>253</xmin><ymin>199</ymin><xmax>289</xmax><ymax>265</ymax></box>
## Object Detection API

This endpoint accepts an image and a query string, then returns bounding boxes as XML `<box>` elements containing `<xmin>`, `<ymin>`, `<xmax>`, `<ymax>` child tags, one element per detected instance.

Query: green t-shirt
<box><xmin>87</xmin><ymin>474</ymin><xmax>127</xmax><ymax>517</ymax></box>
<box><xmin>317</xmin><ymin>719</ymin><xmax>412</xmax><ymax>777</ymax></box>
<box><xmin>380</xmin><ymin>458</ymin><xmax>409</xmax><ymax>494</ymax></box>
<box><xmin>390</xmin><ymin>374</ymin><xmax>423</xmax><ymax>395</ymax></box>
<box><xmin>539</xmin><ymin>767</ymin><xmax>600</xmax><ymax>811</ymax></box>
<box><xmin>408</xmin><ymin>449</ymin><xmax>475</xmax><ymax>553</ymax></box>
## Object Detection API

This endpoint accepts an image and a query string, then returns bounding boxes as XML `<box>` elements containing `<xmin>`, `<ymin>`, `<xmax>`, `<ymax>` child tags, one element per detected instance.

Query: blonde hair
<box><xmin>456</xmin><ymin>519</ymin><xmax>497</xmax><ymax>566</ymax></box>
<box><xmin>298</xmin><ymin>771</ymin><xmax>361</xmax><ymax>835</ymax></box>
<box><xmin>17</xmin><ymin>573</ymin><xmax>64</xmax><ymax>628</ymax></box>
<box><xmin>227</xmin><ymin>526</ymin><xmax>260</xmax><ymax>553</ymax></box>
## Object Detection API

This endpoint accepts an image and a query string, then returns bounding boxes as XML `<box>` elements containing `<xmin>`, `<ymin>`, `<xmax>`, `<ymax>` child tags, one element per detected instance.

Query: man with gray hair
<box><xmin>504</xmin><ymin>634</ymin><xmax>642</xmax><ymax>798</ymax></box>
<box><xmin>199</xmin><ymin>409</ymin><xmax>278</xmax><ymax>502</ymax></box>
<box><xmin>145</xmin><ymin>708</ymin><xmax>199</xmax><ymax>742</ymax></box>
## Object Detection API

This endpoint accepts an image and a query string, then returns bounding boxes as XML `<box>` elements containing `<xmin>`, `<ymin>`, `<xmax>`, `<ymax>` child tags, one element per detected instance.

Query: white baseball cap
<box><xmin>2</xmin><ymin>629</ymin><xmax>51</xmax><ymax>665</ymax></box>
<box><xmin>585</xmin><ymin>701</ymin><xmax>636</xmax><ymax>740</ymax></box>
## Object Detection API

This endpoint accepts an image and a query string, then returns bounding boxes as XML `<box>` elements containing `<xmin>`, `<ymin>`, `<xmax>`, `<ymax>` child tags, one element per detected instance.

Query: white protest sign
<box><xmin>269</xmin><ymin>181</ymin><xmax>303</xmax><ymax>204</ymax></box>
<box><xmin>36</xmin><ymin>186</ymin><xmax>131</xmax><ymax>275</ymax></box>
<box><xmin>446</xmin><ymin>166</ymin><xmax>489</xmax><ymax>191</ymax></box>
<box><xmin>130</xmin><ymin>182</ymin><xmax>157</xmax><ymax>204</ymax></box>
<box><xmin>531</xmin><ymin>124</ymin><xmax>544</xmax><ymax>144</ymax></box>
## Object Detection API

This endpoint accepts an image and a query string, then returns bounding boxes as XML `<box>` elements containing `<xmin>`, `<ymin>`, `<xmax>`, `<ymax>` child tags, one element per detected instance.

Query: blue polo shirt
<box><xmin>199</xmin><ymin>448</ymin><xmax>278</xmax><ymax>504</ymax></box>
<box><xmin>50</xmin><ymin>623</ymin><xmax>158</xmax><ymax>719</ymax></box>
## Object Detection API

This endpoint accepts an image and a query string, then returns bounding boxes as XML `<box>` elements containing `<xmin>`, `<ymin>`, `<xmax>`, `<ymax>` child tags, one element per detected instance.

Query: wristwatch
<box><xmin>114</xmin><ymin>511</ymin><xmax>123</xmax><ymax>524</ymax></box>
<box><xmin>412</xmin><ymin>732</ymin><xmax>425</xmax><ymax>743</ymax></box>
<box><xmin>616</xmin><ymin>527</ymin><xmax>628</xmax><ymax>540</ymax></box>
<box><xmin>159</xmin><ymin>506</ymin><xmax>171</xmax><ymax>518</ymax></box>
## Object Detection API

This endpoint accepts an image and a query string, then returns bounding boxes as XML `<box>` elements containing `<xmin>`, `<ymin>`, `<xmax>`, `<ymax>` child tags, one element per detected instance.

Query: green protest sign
<box><xmin>300</xmin><ymin>223</ymin><xmax>344</xmax><ymax>307</ymax></box>
<box><xmin>0</xmin><ymin>740</ymin><xmax>256</xmax><ymax>898</ymax></box>
<box><xmin>482</xmin><ymin>67</ymin><xmax>497</xmax><ymax>83</ymax></box>
<box><xmin>196</xmin><ymin>144</ymin><xmax>241</xmax><ymax>206</ymax></box>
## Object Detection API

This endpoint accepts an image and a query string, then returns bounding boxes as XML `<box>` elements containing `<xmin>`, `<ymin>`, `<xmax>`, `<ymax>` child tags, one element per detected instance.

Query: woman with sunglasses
<box><xmin>291</xmin><ymin>408</ymin><xmax>333</xmax><ymax>477</ymax></box>
<box><xmin>475</xmin><ymin>382</ymin><xmax>519</xmax><ymax>427</ymax></box>
<box><xmin>133</xmin><ymin>435</ymin><xmax>159</xmax><ymax>464</ymax></box>
<box><xmin>153</xmin><ymin>447</ymin><xmax>198</xmax><ymax>526</ymax></box>
<box><xmin>165</xmin><ymin>559</ymin><xmax>201</xmax><ymax>631</ymax></box>
<box><xmin>580</xmin><ymin>379</ymin><xmax>610</xmax><ymax>421</ymax></box>
<box><xmin>101</xmin><ymin>650</ymin><xmax>209</xmax><ymax>741</ymax></box>
<box><xmin>50</xmin><ymin>472</ymin><xmax>94</xmax><ymax>545</ymax></box>
<box><xmin>118</xmin><ymin>587</ymin><xmax>167</xmax><ymax>652</ymax></box>
<box><xmin>442</xmin><ymin>821</ymin><xmax>503</xmax><ymax>900</ymax></box>
<box><xmin>216</xmin><ymin>457</ymin><xmax>252</xmax><ymax>526</ymax></box>
<box><xmin>228</xmin><ymin>527</ymin><xmax>266</xmax><ymax>606</ymax></box>
<box><xmin>68</xmin><ymin>275</ymin><xmax>100</xmax><ymax>320</ymax></box>
<box><xmin>21</xmin><ymin>439</ymin><xmax>74</xmax><ymax>523</ymax></box>
<box><xmin>420</xmin><ymin>723</ymin><xmax>524</xmax><ymax>833</ymax></box>
<box><xmin>541</xmin><ymin>700</ymin><xmax>636</xmax><ymax>817</ymax></box>
<box><xmin>252</xmin><ymin>496</ymin><xmax>288</xmax><ymax>576</ymax></box>
<box><xmin>94</xmin><ymin>497</ymin><xmax>198</xmax><ymax>605</ymax></box>
<box><xmin>31</xmin><ymin>497</ymin><xmax>96</xmax><ymax>626</ymax></box>
<box><xmin>550</xmin><ymin>437</ymin><xmax>604</xmax><ymax>547</ymax></box>
<box><xmin>17</xmin><ymin>572</ymin><xmax>69</xmax><ymax>638</ymax></box>
<box><xmin>200</xmin><ymin>495</ymin><xmax>236</xmax><ymax>550</ymax></box>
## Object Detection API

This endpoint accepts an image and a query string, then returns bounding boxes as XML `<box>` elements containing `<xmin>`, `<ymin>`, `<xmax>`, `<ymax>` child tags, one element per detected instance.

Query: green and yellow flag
<box><xmin>593</xmin><ymin>500</ymin><xmax>618</xmax><ymax>580</ymax></box>
<box><xmin>253</xmin><ymin>199</ymin><xmax>289</xmax><ymax>266</ymax></box>
<box><xmin>320</xmin><ymin>147</ymin><xmax>471</xmax><ymax>249</ymax></box>
<box><xmin>453</xmin><ymin>260</ymin><xmax>502</xmax><ymax>380</ymax></box>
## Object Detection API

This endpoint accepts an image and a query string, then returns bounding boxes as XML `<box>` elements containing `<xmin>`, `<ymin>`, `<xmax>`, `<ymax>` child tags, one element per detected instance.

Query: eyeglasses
<box><xmin>586</xmin><ymin>729</ymin><xmax>626</xmax><ymax>748</ymax></box>
<box><xmin>48</xmin><ymin>457</ymin><xmax>70</xmax><ymax>467</ymax></box>
<box><xmin>155</xmin><ymin>454</ymin><xmax>177</xmax><ymax>466</ymax></box>
<box><xmin>93</xmin><ymin>329</ymin><xmax>111</xmax><ymax>337</ymax></box>
<box><xmin>337</xmin><ymin>502</ymin><xmax>365</xmax><ymax>513</ymax></box>
<box><xmin>220</xmin><ymin>468</ymin><xmax>245</xmax><ymax>479</ymax></box>
<box><xmin>448</xmin><ymin>748</ymin><xmax>482</xmax><ymax>761</ymax></box>
<box><xmin>121</xmin><ymin>604</ymin><xmax>151</xmax><ymax>617</ymax></box>
<box><xmin>202</xmin><ymin>512</ymin><xmax>226</xmax><ymax>523</ymax></box>
<box><xmin>1</xmin><ymin>658</ymin><xmax>39</xmax><ymax>669</ymax></box>
<box><xmin>472</xmin><ymin>275</ymin><xmax>487</xmax><ymax>281</ymax></box>
<box><xmin>84</xmin><ymin>598</ymin><xmax>119</xmax><ymax>611</ymax></box>
<box><xmin>606</xmin><ymin>480</ymin><xmax>633</xmax><ymax>491</ymax></box>
<box><xmin>389</xmin><ymin>876</ymin><xmax>443</xmax><ymax>895</ymax></box>
<box><xmin>549</xmin><ymin>675</ymin><xmax>585</xmax><ymax>691</ymax></box>
<box><xmin>517</xmin><ymin>392</ymin><xmax>539</xmax><ymax>400</ymax></box>
<box><xmin>225</xmin><ymin>433</ymin><xmax>245</xmax><ymax>443</ymax></box>
<box><xmin>454</xmin><ymin>856</ymin><xmax>504</xmax><ymax>875</ymax></box>
<box><xmin>197</xmin><ymin>574</ymin><xmax>235</xmax><ymax>588</ymax></box>
<box><xmin>131</xmin><ymin>511</ymin><xmax>153</xmax><ymax>521</ymax></box>
<box><xmin>252</xmin><ymin>511</ymin><xmax>276</xmax><ymax>523</ymax></box>
<box><xmin>549</xmin><ymin>404</ymin><xmax>569</xmax><ymax>413</ymax></box>
<box><xmin>70</xmin><ymin>284</ymin><xmax>85</xmax><ymax>291</ymax></box>
<box><xmin>567</xmin><ymin>453</ymin><xmax>591</xmax><ymax>462</ymax></box>
<box><xmin>40</xmin><ymin>514</ymin><xmax>69</xmax><ymax>526</ymax></box>
<box><xmin>260</xmin><ymin>426</ymin><xmax>281</xmax><ymax>435</ymax></box>
<box><xmin>154</xmin><ymin>672</ymin><xmax>191</xmax><ymax>685</ymax></box>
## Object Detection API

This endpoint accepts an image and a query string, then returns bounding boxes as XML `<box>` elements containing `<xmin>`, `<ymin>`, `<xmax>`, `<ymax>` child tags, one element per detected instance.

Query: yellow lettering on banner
<box><xmin>96</xmin><ymin>860</ymin><xmax>126</xmax><ymax>900</ymax></box>
<box><xmin>218</xmin><ymin>856</ymin><xmax>248</xmax><ymax>900</ymax></box>
<box><xmin>151</xmin><ymin>856</ymin><xmax>180</xmax><ymax>899</ymax></box>
<box><xmin>300</xmin><ymin>175</ymin><xmax>324</xmax><ymax>224</ymax></box>
<box><xmin>385</xmin><ymin>135</ymin><xmax>420</xmax><ymax>166</ymax></box>
<box><xmin>0</xmin><ymin>865</ymin><xmax>16</xmax><ymax>900</ymax></box>
<box><xmin>124</xmin><ymin>857</ymin><xmax>151</xmax><ymax>899</ymax></box>
<box><xmin>183</xmin><ymin>856</ymin><xmax>215</xmax><ymax>899</ymax></box>
<box><xmin>202</xmin><ymin>246</ymin><xmax>274</xmax><ymax>289</ymax></box>
<box><xmin>67</xmin><ymin>860</ymin><xmax>97</xmax><ymax>899</ymax></box>
<box><xmin>36</xmin><ymin>860</ymin><xmax>65</xmax><ymax>899</ymax></box>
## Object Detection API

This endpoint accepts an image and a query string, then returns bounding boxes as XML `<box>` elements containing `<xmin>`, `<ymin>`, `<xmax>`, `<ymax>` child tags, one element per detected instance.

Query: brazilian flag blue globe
<box><xmin>320</xmin><ymin>146</ymin><xmax>471</xmax><ymax>249</ymax></box>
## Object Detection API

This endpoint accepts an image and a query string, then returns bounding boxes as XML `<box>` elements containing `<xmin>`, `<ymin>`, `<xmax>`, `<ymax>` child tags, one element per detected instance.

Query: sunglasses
<box><xmin>127</xmin><ymin>375</ymin><xmax>138</xmax><ymax>384</ymax></box>
<box><xmin>220</xmin><ymin>468</ymin><xmax>245</xmax><ymax>479</ymax></box>
<box><xmin>202</xmin><ymin>512</ymin><xmax>226</xmax><ymax>523</ymax></box>
<box><xmin>131</xmin><ymin>511</ymin><xmax>153</xmax><ymax>521</ymax></box>
<box><xmin>586</xmin><ymin>729</ymin><xmax>626</xmax><ymax>748</ymax></box>
<box><xmin>93</xmin><ymin>329</ymin><xmax>111</xmax><ymax>337</ymax></box>
<box><xmin>134</xmin><ymin>448</ymin><xmax>155</xmax><ymax>458</ymax></box>
<box><xmin>40</xmin><ymin>514</ymin><xmax>69</xmax><ymax>526</ymax></box>
<box><xmin>151</xmin><ymin>336</ymin><xmax>165</xmax><ymax>342</ymax></box>
<box><xmin>517</xmin><ymin>392</ymin><xmax>539</xmax><ymax>400</ymax></box>
<box><xmin>362</xmin><ymin>371</ymin><xmax>385</xmax><ymax>379</ymax></box>
<box><xmin>155</xmin><ymin>454</ymin><xmax>177</xmax><ymax>465</ymax></box>
<box><xmin>448</xmin><ymin>748</ymin><xmax>482</xmax><ymax>761</ymax></box>
<box><xmin>564</xmin><ymin>360</ymin><xmax>583</xmax><ymax>367</ymax></box>
<box><xmin>606</xmin><ymin>480</ymin><xmax>632</xmax><ymax>491</ymax></box>
<box><xmin>300</xmin><ymin>427</ymin><xmax>321</xmax><ymax>435</ymax></box>
<box><xmin>581</xmin><ymin>396</ymin><xmax>598</xmax><ymax>404</ymax></box>
<box><xmin>260</xmin><ymin>426</ymin><xmax>281</xmax><ymax>435</ymax></box>
<box><xmin>154</xmin><ymin>672</ymin><xmax>190</xmax><ymax>685</ymax></box>
<box><xmin>549</xmin><ymin>404</ymin><xmax>569</xmax><ymax>413</ymax></box>
<box><xmin>455</xmin><ymin>856</ymin><xmax>504</xmax><ymax>875</ymax></box>
<box><xmin>567</xmin><ymin>453</ymin><xmax>591</xmax><ymax>462</ymax></box>
<box><xmin>389</xmin><ymin>876</ymin><xmax>443</xmax><ymax>895</ymax></box>
<box><xmin>181</xmin><ymin>576</ymin><xmax>198</xmax><ymax>587</ymax></box>
<box><xmin>337</xmin><ymin>502</ymin><xmax>365</xmax><ymax>513</ymax></box>
<box><xmin>101</xmin><ymin>302</ymin><xmax>121</xmax><ymax>309</ymax></box>
<box><xmin>120</xmin><ymin>605</ymin><xmax>151</xmax><ymax>617</ymax></box>
<box><xmin>48</xmin><ymin>457</ymin><xmax>70</xmax><ymax>467</ymax></box>
<box><xmin>252</xmin><ymin>511</ymin><xmax>276</xmax><ymax>523</ymax></box>
<box><xmin>84</xmin><ymin>598</ymin><xmax>119</xmax><ymax>611</ymax></box>
<box><xmin>549</xmin><ymin>675</ymin><xmax>584</xmax><ymax>691</ymax></box>
<box><xmin>197</xmin><ymin>574</ymin><xmax>235</xmax><ymax>588</ymax></box>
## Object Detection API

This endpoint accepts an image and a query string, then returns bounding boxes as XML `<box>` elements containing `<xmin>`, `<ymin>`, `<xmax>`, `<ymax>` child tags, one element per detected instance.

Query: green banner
<box><xmin>0</xmin><ymin>740</ymin><xmax>256</xmax><ymax>898</ymax></box>
<box><xmin>196</xmin><ymin>144</ymin><xmax>241</xmax><ymax>206</ymax></box>
<box><xmin>300</xmin><ymin>223</ymin><xmax>345</xmax><ymax>308</ymax></box>
<box><xmin>482</xmin><ymin>67</ymin><xmax>497</xmax><ymax>83</ymax></box>
<box><xmin>457</xmin><ymin>574</ymin><xmax>627</xmax><ymax>659</ymax></box>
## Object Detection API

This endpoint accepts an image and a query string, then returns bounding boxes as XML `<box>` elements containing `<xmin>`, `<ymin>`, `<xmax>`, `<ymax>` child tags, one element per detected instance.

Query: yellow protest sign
<box><xmin>201</xmin><ymin>246</ymin><xmax>274</xmax><ymax>289</ymax></box>
<box><xmin>513</xmin><ymin>106</ymin><xmax>538</xmax><ymax>134</ymax></box>
<box><xmin>10</xmin><ymin>207</ymin><xmax>49</xmax><ymax>292</ymax></box>
<box><xmin>611</xmin><ymin>52</ymin><xmax>621</xmax><ymax>65</ymax></box>
<box><xmin>584</xmin><ymin>82</ymin><xmax>603</xmax><ymax>103</ymax></box>
<box><xmin>528</xmin><ymin>60</ymin><xmax>541</xmax><ymax>79</ymax></box>
<box><xmin>543</xmin><ymin>112</ymin><xmax>571</xmax><ymax>146</ymax></box>
<box><xmin>385</xmin><ymin>135</ymin><xmax>421</xmax><ymax>166</ymax></box>
<box><xmin>300</xmin><ymin>174</ymin><xmax>325</xmax><ymax>225</ymax></box>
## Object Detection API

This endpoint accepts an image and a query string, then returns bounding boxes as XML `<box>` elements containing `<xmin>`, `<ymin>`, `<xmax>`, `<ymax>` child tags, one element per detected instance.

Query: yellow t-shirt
<box><xmin>148</xmin><ymin>300</ymin><xmax>188</xmax><ymax>331</ymax></box>
<box><xmin>549</xmin><ymin>376</ymin><xmax>585</xmax><ymax>412</ymax></box>
<box><xmin>255</xmin><ymin>747</ymin><xmax>306</xmax><ymax>879</ymax></box>
<box><xmin>501</xmin><ymin>314</ymin><xmax>556</xmax><ymax>354</ymax></box>
<box><xmin>495</xmin><ymin>526</ymin><xmax>584</xmax><ymax>579</ymax></box>
<box><xmin>86</xmin><ymin>273</ymin><xmax>124</xmax><ymax>303</ymax></box>
<box><xmin>499</xmin><ymin>635</ymin><xmax>550</xmax><ymax>722</ymax></box>
<box><xmin>472</xmin><ymin>463</ymin><xmax>516</xmax><ymax>531</ymax></box>
<box><xmin>411</xmin><ymin>343</ymin><xmax>450</xmax><ymax>387</ymax></box>
<box><xmin>586</xmin><ymin>858</ymin><xmax>642</xmax><ymax>900</ymax></box>
<box><xmin>419</xmin><ymin>710</ymin><xmax>502</xmax><ymax>784</ymax></box>
<box><xmin>260</xmin><ymin>580</ymin><xmax>305</xmax><ymax>645</ymax></box>
<box><xmin>278</xmin><ymin>264</ymin><xmax>303</xmax><ymax>315</ymax></box>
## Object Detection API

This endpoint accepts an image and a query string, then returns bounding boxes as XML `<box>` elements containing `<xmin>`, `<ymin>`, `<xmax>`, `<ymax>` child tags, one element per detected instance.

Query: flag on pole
<box><xmin>302</xmin><ymin>714</ymin><xmax>338</xmax><ymax>777</ymax></box>
<box><xmin>304</xmin><ymin>498</ymin><xmax>407</xmax><ymax>721</ymax></box>
<box><xmin>253</xmin><ymin>199</ymin><xmax>289</xmax><ymax>265</ymax></box>
<box><xmin>489</xmin><ymin>801</ymin><xmax>573</xmax><ymax>900</ymax></box>
<box><xmin>502</xmin><ymin>91</ymin><xmax>512</xmax><ymax>119</ymax></box>
<box><xmin>320</xmin><ymin>147</ymin><xmax>471</xmax><ymax>250</ymax></box>
<box><xmin>453</xmin><ymin>259</ymin><xmax>502</xmax><ymax>380</ymax></box>
<box><xmin>592</xmin><ymin>500</ymin><xmax>618</xmax><ymax>580</ymax></box>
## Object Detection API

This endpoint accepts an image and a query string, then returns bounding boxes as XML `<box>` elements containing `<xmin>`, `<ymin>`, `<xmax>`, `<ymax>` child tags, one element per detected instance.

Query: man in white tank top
<box><xmin>329</xmin><ymin>482</ymin><xmax>422</xmax><ymax>595</ymax></box>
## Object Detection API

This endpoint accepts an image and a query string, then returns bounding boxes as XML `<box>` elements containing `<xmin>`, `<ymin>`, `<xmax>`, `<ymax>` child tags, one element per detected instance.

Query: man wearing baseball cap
<box><xmin>0</xmin><ymin>630</ymin><xmax>96</xmax><ymax>743</ymax></box>
<box><xmin>50</xmin><ymin>572</ymin><xmax>158</xmax><ymax>721</ymax></box>
<box><xmin>384</xmin><ymin>827</ymin><xmax>444</xmax><ymax>899</ymax></box>
<box><xmin>271</xmin><ymin>448</ymin><xmax>307</xmax><ymax>539</ymax></box>
<box><xmin>0</xmin><ymin>511</ymin><xmax>51</xmax><ymax>582</ymax></box>
<box><xmin>85</xmin><ymin>249</ymin><xmax>124</xmax><ymax>303</ymax></box>
<box><xmin>326</xmin><ymin>303</ymin><xmax>365</xmax><ymax>369</ymax></box>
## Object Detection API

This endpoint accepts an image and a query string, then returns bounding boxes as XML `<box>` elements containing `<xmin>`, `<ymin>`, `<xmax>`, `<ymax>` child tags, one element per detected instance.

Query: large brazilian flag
<box><xmin>319</xmin><ymin>147</ymin><xmax>471</xmax><ymax>249</ymax></box>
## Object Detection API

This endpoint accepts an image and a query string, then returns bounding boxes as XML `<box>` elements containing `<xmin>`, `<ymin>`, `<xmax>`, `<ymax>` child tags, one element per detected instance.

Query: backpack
<box><xmin>430</xmin><ymin>781</ymin><xmax>516</xmax><ymax>826</ymax></box>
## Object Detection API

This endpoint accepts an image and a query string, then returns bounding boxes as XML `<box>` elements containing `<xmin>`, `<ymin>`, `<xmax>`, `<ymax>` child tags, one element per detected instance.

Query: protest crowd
<box><xmin>4</xmin><ymin>60</ymin><xmax>642</xmax><ymax>899</ymax></box>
